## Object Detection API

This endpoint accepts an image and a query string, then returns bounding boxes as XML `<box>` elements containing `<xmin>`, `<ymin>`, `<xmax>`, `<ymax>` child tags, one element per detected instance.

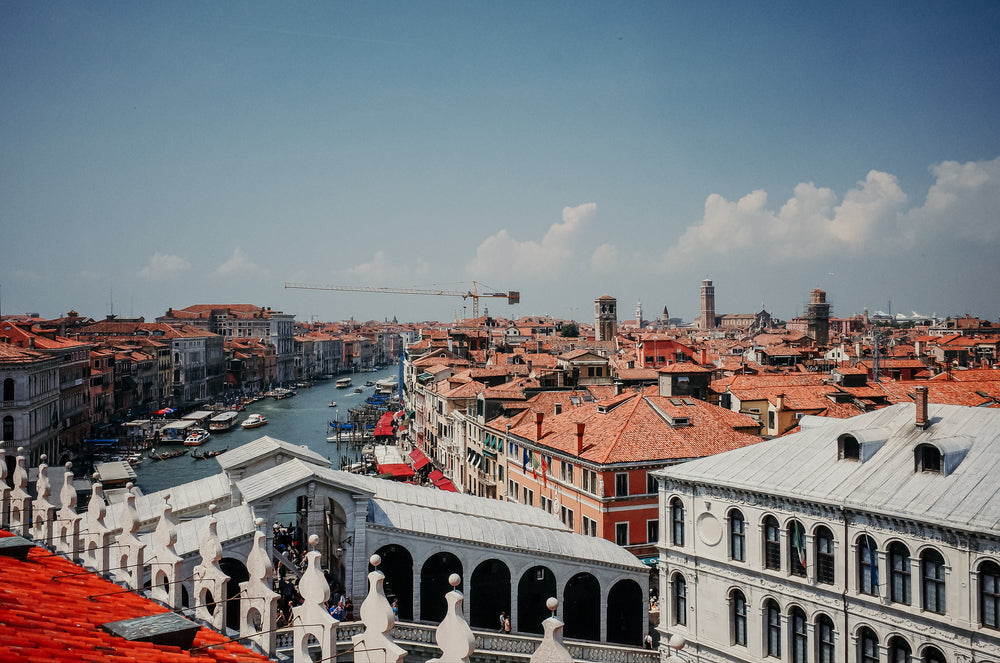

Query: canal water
<box><xmin>132</xmin><ymin>363</ymin><xmax>402</xmax><ymax>495</ymax></box>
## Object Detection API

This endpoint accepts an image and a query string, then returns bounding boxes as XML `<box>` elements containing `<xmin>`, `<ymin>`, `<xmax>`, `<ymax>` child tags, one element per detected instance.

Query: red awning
<box><xmin>436</xmin><ymin>477</ymin><xmax>458</xmax><ymax>492</ymax></box>
<box><xmin>374</xmin><ymin>412</ymin><xmax>396</xmax><ymax>437</ymax></box>
<box><xmin>377</xmin><ymin>463</ymin><xmax>415</xmax><ymax>479</ymax></box>
<box><xmin>429</xmin><ymin>469</ymin><xmax>444</xmax><ymax>482</ymax></box>
<box><xmin>408</xmin><ymin>448</ymin><xmax>431</xmax><ymax>470</ymax></box>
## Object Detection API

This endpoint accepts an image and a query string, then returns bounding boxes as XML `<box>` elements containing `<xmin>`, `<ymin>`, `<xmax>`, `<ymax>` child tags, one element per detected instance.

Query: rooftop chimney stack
<box><xmin>535</xmin><ymin>411</ymin><xmax>544</xmax><ymax>440</ymax></box>
<box><xmin>915</xmin><ymin>386</ymin><xmax>929</xmax><ymax>429</ymax></box>
<box><xmin>576</xmin><ymin>422</ymin><xmax>585</xmax><ymax>455</ymax></box>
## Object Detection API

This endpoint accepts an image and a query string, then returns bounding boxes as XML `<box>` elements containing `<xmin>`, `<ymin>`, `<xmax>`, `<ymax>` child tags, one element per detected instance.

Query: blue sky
<box><xmin>3</xmin><ymin>2</ymin><xmax>999</xmax><ymax>325</ymax></box>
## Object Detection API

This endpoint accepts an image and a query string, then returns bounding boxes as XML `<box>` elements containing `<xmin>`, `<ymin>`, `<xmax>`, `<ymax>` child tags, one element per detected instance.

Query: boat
<box><xmin>241</xmin><ymin>413</ymin><xmax>268</xmax><ymax>429</ymax></box>
<box><xmin>126</xmin><ymin>453</ymin><xmax>144</xmax><ymax>467</ymax></box>
<box><xmin>192</xmin><ymin>448</ymin><xmax>227</xmax><ymax>460</ymax></box>
<box><xmin>336</xmin><ymin>377</ymin><xmax>352</xmax><ymax>389</ymax></box>
<box><xmin>208</xmin><ymin>411</ymin><xmax>239</xmax><ymax>432</ymax></box>
<box><xmin>149</xmin><ymin>449</ymin><xmax>188</xmax><ymax>461</ymax></box>
<box><xmin>365</xmin><ymin>380</ymin><xmax>375</xmax><ymax>387</ymax></box>
<box><xmin>328</xmin><ymin>401</ymin><xmax>337</xmax><ymax>407</ymax></box>
<box><xmin>183</xmin><ymin>428</ymin><xmax>211</xmax><ymax>446</ymax></box>
<box><xmin>353</xmin><ymin>387</ymin><xmax>363</xmax><ymax>393</ymax></box>
<box><xmin>271</xmin><ymin>387</ymin><xmax>297</xmax><ymax>399</ymax></box>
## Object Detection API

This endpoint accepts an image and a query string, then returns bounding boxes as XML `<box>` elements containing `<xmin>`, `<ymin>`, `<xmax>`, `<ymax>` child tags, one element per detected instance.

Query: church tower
<box><xmin>699</xmin><ymin>279</ymin><xmax>716</xmax><ymax>329</ymax></box>
<box><xmin>595</xmin><ymin>295</ymin><xmax>618</xmax><ymax>341</ymax></box>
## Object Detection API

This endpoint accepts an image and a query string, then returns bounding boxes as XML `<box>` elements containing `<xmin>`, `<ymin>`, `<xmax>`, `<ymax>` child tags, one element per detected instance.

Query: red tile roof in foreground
<box><xmin>0</xmin><ymin>530</ymin><xmax>272</xmax><ymax>663</ymax></box>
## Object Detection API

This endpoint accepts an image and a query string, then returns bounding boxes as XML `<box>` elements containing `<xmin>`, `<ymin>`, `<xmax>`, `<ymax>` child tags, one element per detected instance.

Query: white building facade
<box><xmin>655</xmin><ymin>390</ymin><xmax>1000</xmax><ymax>663</ymax></box>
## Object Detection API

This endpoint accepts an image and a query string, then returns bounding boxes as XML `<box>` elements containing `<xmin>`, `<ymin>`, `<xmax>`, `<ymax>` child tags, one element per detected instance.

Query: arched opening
<box><xmin>373</xmin><ymin>544</ymin><xmax>413</xmax><ymax>621</ymax></box>
<box><xmin>517</xmin><ymin>565</ymin><xmax>556</xmax><ymax>635</ymax></box>
<box><xmin>181</xmin><ymin>583</ymin><xmax>190</xmax><ymax>609</ymax></box>
<box><xmin>420</xmin><ymin>551</ymin><xmax>463</xmax><ymax>623</ymax></box>
<box><xmin>470</xmin><ymin>558</ymin><xmax>511</xmax><ymax>630</ymax></box>
<box><xmin>563</xmin><ymin>572</ymin><xmax>600</xmax><ymax>641</ymax></box>
<box><xmin>325</xmin><ymin>497</ymin><xmax>350</xmax><ymax>594</ymax></box>
<box><xmin>607</xmin><ymin>578</ymin><xmax>643</xmax><ymax>646</ymax></box>
<box><xmin>221</xmin><ymin>557</ymin><xmax>250</xmax><ymax>632</ymax></box>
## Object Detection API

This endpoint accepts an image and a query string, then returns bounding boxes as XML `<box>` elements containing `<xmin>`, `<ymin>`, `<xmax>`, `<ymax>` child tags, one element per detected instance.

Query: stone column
<box><xmin>193</xmin><ymin>504</ymin><xmax>230</xmax><ymax>631</ymax></box>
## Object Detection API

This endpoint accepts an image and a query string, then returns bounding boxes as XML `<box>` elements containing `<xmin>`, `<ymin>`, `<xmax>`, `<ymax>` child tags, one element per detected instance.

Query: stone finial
<box><xmin>292</xmin><ymin>533</ymin><xmax>337</xmax><ymax>663</ymax></box>
<box><xmin>31</xmin><ymin>455</ymin><xmax>57</xmax><ymax>545</ymax></box>
<box><xmin>530</xmin><ymin>598</ymin><xmax>573</xmax><ymax>663</ymax></box>
<box><xmin>662</xmin><ymin>635</ymin><xmax>686</xmax><ymax>661</ymax></box>
<box><xmin>352</xmin><ymin>553</ymin><xmax>406</xmax><ymax>663</ymax></box>
<box><xmin>240</xmin><ymin>516</ymin><xmax>279</xmax><ymax>656</ymax></box>
<box><xmin>54</xmin><ymin>462</ymin><xmax>81</xmax><ymax>557</ymax></box>
<box><xmin>149</xmin><ymin>494</ymin><xmax>183</xmax><ymax>608</ymax></box>
<box><xmin>193</xmin><ymin>504</ymin><xmax>230</xmax><ymax>630</ymax></box>
<box><xmin>114</xmin><ymin>482</ymin><xmax>145</xmax><ymax>590</ymax></box>
<box><xmin>9</xmin><ymin>448</ymin><xmax>31</xmax><ymax>535</ymax></box>
<box><xmin>84</xmin><ymin>481</ymin><xmax>113</xmax><ymax>575</ymax></box>
<box><xmin>428</xmin><ymin>574</ymin><xmax>475</xmax><ymax>663</ymax></box>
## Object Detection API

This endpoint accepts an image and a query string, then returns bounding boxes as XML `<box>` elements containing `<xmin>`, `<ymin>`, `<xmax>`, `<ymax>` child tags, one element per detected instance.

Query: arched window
<box><xmin>859</xmin><ymin>627</ymin><xmax>879</xmax><ymax>663</ymax></box>
<box><xmin>980</xmin><ymin>560</ymin><xmax>1000</xmax><ymax>629</ymax></box>
<box><xmin>729</xmin><ymin>509</ymin><xmax>746</xmax><ymax>562</ymax></box>
<box><xmin>816</xmin><ymin>615</ymin><xmax>835</xmax><ymax>663</ymax></box>
<box><xmin>889</xmin><ymin>542</ymin><xmax>912</xmax><ymax>605</ymax></box>
<box><xmin>790</xmin><ymin>607</ymin><xmax>808</xmax><ymax>663</ymax></box>
<box><xmin>731</xmin><ymin>589</ymin><xmax>747</xmax><ymax>646</ymax></box>
<box><xmin>2</xmin><ymin>377</ymin><xmax>14</xmax><ymax>401</ymax></box>
<box><xmin>764</xmin><ymin>516</ymin><xmax>781</xmax><ymax>570</ymax></box>
<box><xmin>914</xmin><ymin>443</ymin><xmax>942</xmax><ymax>474</ymax></box>
<box><xmin>764</xmin><ymin>599</ymin><xmax>781</xmax><ymax>658</ymax></box>
<box><xmin>671</xmin><ymin>573</ymin><xmax>686</xmax><ymax>626</ymax></box>
<box><xmin>839</xmin><ymin>434</ymin><xmax>860</xmax><ymax>460</ymax></box>
<box><xmin>921</xmin><ymin>646</ymin><xmax>946</xmax><ymax>663</ymax></box>
<box><xmin>859</xmin><ymin>535</ymin><xmax>879</xmax><ymax>596</ymax></box>
<box><xmin>815</xmin><ymin>526</ymin><xmax>835</xmax><ymax>584</ymax></box>
<box><xmin>888</xmin><ymin>636</ymin><xmax>911</xmax><ymax>663</ymax></box>
<box><xmin>788</xmin><ymin>520</ymin><xmax>807</xmax><ymax>577</ymax></box>
<box><xmin>671</xmin><ymin>498</ymin><xmax>685</xmax><ymax>547</ymax></box>
<box><xmin>921</xmin><ymin>549</ymin><xmax>946</xmax><ymax>614</ymax></box>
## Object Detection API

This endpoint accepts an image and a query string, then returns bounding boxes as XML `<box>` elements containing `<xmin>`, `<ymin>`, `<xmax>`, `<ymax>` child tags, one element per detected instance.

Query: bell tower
<box><xmin>595</xmin><ymin>295</ymin><xmax>618</xmax><ymax>341</ymax></box>
<box><xmin>699</xmin><ymin>279</ymin><xmax>716</xmax><ymax>329</ymax></box>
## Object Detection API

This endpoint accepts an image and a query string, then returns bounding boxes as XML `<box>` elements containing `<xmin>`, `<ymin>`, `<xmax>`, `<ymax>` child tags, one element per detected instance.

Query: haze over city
<box><xmin>2</xmin><ymin>3</ymin><xmax>999</xmax><ymax>324</ymax></box>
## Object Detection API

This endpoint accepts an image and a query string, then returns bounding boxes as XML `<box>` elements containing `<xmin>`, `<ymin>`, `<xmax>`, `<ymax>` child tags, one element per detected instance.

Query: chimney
<box><xmin>614</xmin><ymin>381</ymin><xmax>623</xmax><ymax>396</ymax></box>
<box><xmin>700</xmin><ymin>348</ymin><xmax>707</xmax><ymax>365</ymax></box>
<box><xmin>535</xmin><ymin>411</ymin><xmax>544</xmax><ymax>440</ymax></box>
<box><xmin>776</xmin><ymin>393</ymin><xmax>785</xmax><ymax>411</ymax></box>
<box><xmin>915</xmin><ymin>386</ymin><xmax>929</xmax><ymax>429</ymax></box>
<box><xmin>576</xmin><ymin>422</ymin><xmax>585</xmax><ymax>455</ymax></box>
<box><xmin>554</xmin><ymin>403</ymin><xmax>562</xmax><ymax>415</ymax></box>
<box><xmin>28</xmin><ymin>337</ymin><xmax>35</xmax><ymax>349</ymax></box>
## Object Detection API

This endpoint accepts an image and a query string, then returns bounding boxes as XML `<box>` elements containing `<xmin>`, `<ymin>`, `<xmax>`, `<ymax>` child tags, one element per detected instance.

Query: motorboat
<box><xmin>328</xmin><ymin>401</ymin><xmax>337</xmax><ymax>407</ymax></box>
<box><xmin>241</xmin><ymin>413</ymin><xmax>268</xmax><ymax>429</ymax></box>
<box><xmin>336</xmin><ymin>377</ymin><xmax>352</xmax><ymax>389</ymax></box>
<box><xmin>183</xmin><ymin>428</ymin><xmax>211</xmax><ymax>446</ymax></box>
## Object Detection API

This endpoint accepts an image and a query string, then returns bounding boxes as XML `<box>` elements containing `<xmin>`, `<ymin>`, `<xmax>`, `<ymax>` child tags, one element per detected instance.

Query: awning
<box><xmin>429</xmin><ymin>470</ymin><xmax>458</xmax><ymax>492</ymax></box>
<box><xmin>429</xmin><ymin>469</ymin><xmax>444</xmax><ymax>482</ymax></box>
<box><xmin>377</xmin><ymin>463</ymin><xmax>415</xmax><ymax>479</ymax></box>
<box><xmin>408</xmin><ymin>447</ymin><xmax>431</xmax><ymax>470</ymax></box>
<box><xmin>374</xmin><ymin>411</ymin><xmax>396</xmax><ymax>437</ymax></box>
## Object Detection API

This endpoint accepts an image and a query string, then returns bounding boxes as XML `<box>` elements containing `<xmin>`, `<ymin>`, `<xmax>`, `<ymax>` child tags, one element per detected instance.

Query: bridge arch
<box><xmin>563</xmin><ymin>572</ymin><xmax>600</xmax><ymax>641</ymax></box>
<box><xmin>517</xmin><ymin>565</ymin><xmax>556</xmax><ymax>635</ymax></box>
<box><xmin>470</xmin><ymin>558</ymin><xmax>511</xmax><ymax>630</ymax></box>
<box><xmin>606</xmin><ymin>578</ymin><xmax>643</xmax><ymax>646</ymax></box>
<box><xmin>373</xmin><ymin>544</ymin><xmax>413</xmax><ymax>621</ymax></box>
<box><xmin>420</xmin><ymin>551</ymin><xmax>463</xmax><ymax>623</ymax></box>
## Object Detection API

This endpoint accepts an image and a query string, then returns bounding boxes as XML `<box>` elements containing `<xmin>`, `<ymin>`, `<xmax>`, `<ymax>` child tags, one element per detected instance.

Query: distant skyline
<box><xmin>3</xmin><ymin>3</ymin><xmax>999</xmax><ymax>325</ymax></box>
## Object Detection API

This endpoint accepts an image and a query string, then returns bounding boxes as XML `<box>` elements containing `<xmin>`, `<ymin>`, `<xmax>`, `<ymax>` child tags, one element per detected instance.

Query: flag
<box><xmin>522</xmin><ymin>448</ymin><xmax>529</xmax><ymax>473</ymax></box>
<box><xmin>531</xmin><ymin>452</ymin><xmax>539</xmax><ymax>480</ymax></box>
<box><xmin>541</xmin><ymin>457</ymin><xmax>548</xmax><ymax>487</ymax></box>
<box><xmin>792</xmin><ymin>522</ymin><xmax>806</xmax><ymax>568</ymax></box>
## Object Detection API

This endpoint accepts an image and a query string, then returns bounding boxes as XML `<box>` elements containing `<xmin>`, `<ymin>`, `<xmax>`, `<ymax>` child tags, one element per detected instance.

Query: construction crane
<box><xmin>284</xmin><ymin>281</ymin><xmax>520</xmax><ymax>323</ymax></box>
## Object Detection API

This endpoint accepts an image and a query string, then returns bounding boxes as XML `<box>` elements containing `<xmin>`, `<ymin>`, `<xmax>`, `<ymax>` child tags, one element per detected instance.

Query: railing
<box><xmin>275</xmin><ymin>620</ymin><xmax>658</xmax><ymax>663</ymax></box>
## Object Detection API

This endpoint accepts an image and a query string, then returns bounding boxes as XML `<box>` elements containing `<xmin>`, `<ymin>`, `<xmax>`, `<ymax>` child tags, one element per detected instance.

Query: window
<box><xmin>615</xmin><ymin>472</ymin><xmax>628</xmax><ymax>497</ymax></box>
<box><xmin>615</xmin><ymin>522</ymin><xmax>629</xmax><ymax>546</ymax></box>
<box><xmin>582</xmin><ymin>468</ymin><xmax>597</xmax><ymax>494</ymax></box>
<box><xmin>671</xmin><ymin>498</ymin><xmax>685</xmax><ymax>546</ymax></box>
<box><xmin>921</xmin><ymin>548</ymin><xmax>946</xmax><ymax>614</ymax></box>
<box><xmin>921</xmin><ymin>646</ymin><xmax>946</xmax><ymax>663</ymax></box>
<box><xmin>647</xmin><ymin>471</ymin><xmax>658</xmax><ymax>494</ymax></box>
<box><xmin>888</xmin><ymin>637</ymin><xmax>911</xmax><ymax>663</ymax></box>
<box><xmin>839</xmin><ymin>434</ymin><xmax>860</xmax><ymax>461</ymax></box>
<box><xmin>816</xmin><ymin>615</ymin><xmax>835</xmax><ymax>663</ymax></box>
<box><xmin>980</xmin><ymin>560</ymin><xmax>1000</xmax><ymax>629</ymax></box>
<box><xmin>815</xmin><ymin>526</ymin><xmax>835</xmax><ymax>584</ymax></box>
<box><xmin>671</xmin><ymin>573</ymin><xmax>686</xmax><ymax>626</ymax></box>
<box><xmin>582</xmin><ymin>515</ymin><xmax>597</xmax><ymax>537</ymax></box>
<box><xmin>729</xmin><ymin>509</ymin><xmax>746</xmax><ymax>562</ymax></box>
<box><xmin>889</xmin><ymin>542</ymin><xmax>912</xmax><ymax>605</ymax></box>
<box><xmin>522</xmin><ymin>487</ymin><xmax>534</xmax><ymax>507</ymax></box>
<box><xmin>2</xmin><ymin>378</ymin><xmax>13</xmax><ymax>401</ymax></box>
<box><xmin>788</xmin><ymin>520</ymin><xmax>807</xmax><ymax>577</ymax></box>
<box><xmin>859</xmin><ymin>535</ymin><xmax>879</xmax><ymax>596</ymax></box>
<box><xmin>764</xmin><ymin>516</ymin><xmax>781</xmax><ymax>570</ymax></box>
<box><xmin>765</xmin><ymin>599</ymin><xmax>781</xmax><ymax>658</ymax></box>
<box><xmin>914</xmin><ymin>443</ymin><xmax>942</xmax><ymax>474</ymax></box>
<box><xmin>731</xmin><ymin>590</ymin><xmax>747</xmax><ymax>646</ymax></box>
<box><xmin>647</xmin><ymin>519</ymin><xmax>659</xmax><ymax>544</ymax></box>
<box><xmin>790</xmin><ymin>607</ymin><xmax>808</xmax><ymax>663</ymax></box>
<box><xmin>560</xmin><ymin>506</ymin><xmax>574</xmax><ymax>529</ymax></box>
<box><xmin>2</xmin><ymin>415</ymin><xmax>12</xmax><ymax>442</ymax></box>
<box><xmin>859</xmin><ymin>627</ymin><xmax>879</xmax><ymax>663</ymax></box>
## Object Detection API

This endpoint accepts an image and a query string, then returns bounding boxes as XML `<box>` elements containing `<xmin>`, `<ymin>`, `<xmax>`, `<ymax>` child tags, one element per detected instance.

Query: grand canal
<box><xmin>132</xmin><ymin>364</ymin><xmax>402</xmax><ymax>494</ymax></box>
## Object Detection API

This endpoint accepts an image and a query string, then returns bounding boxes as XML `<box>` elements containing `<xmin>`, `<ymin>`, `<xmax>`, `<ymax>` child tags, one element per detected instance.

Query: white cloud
<box><xmin>903</xmin><ymin>156</ymin><xmax>1000</xmax><ymax>244</ymax></box>
<box><xmin>214</xmin><ymin>246</ymin><xmax>261</xmax><ymax>277</ymax></box>
<box><xmin>137</xmin><ymin>252</ymin><xmax>191</xmax><ymax>281</ymax></box>
<box><xmin>346</xmin><ymin>250</ymin><xmax>430</xmax><ymax>282</ymax></box>
<box><xmin>589</xmin><ymin>243</ymin><xmax>619</xmax><ymax>273</ymax></box>
<box><xmin>661</xmin><ymin>169</ymin><xmax>910</xmax><ymax>269</ymax></box>
<box><xmin>466</xmin><ymin>202</ymin><xmax>597</xmax><ymax>278</ymax></box>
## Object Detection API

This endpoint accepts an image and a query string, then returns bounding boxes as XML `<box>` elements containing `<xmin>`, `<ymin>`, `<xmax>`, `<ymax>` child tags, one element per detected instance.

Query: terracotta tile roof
<box><xmin>0</xmin><ymin>529</ymin><xmax>271</xmax><ymax>663</ymax></box>
<box><xmin>658</xmin><ymin>362</ymin><xmax>712</xmax><ymax>374</ymax></box>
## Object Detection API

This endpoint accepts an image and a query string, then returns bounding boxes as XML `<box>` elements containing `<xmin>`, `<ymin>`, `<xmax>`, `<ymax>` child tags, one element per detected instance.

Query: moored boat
<box><xmin>149</xmin><ymin>449</ymin><xmax>189</xmax><ymax>461</ymax></box>
<box><xmin>241</xmin><ymin>413</ymin><xmax>268</xmax><ymax>429</ymax></box>
<box><xmin>183</xmin><ymin>428</ymin><xmax>211</xmax><ymax>446</ymax></box>
<box><xmin>208</xmin><ymin>411</ymin><xmax>239</xmax><ymax>432</ymax></box>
